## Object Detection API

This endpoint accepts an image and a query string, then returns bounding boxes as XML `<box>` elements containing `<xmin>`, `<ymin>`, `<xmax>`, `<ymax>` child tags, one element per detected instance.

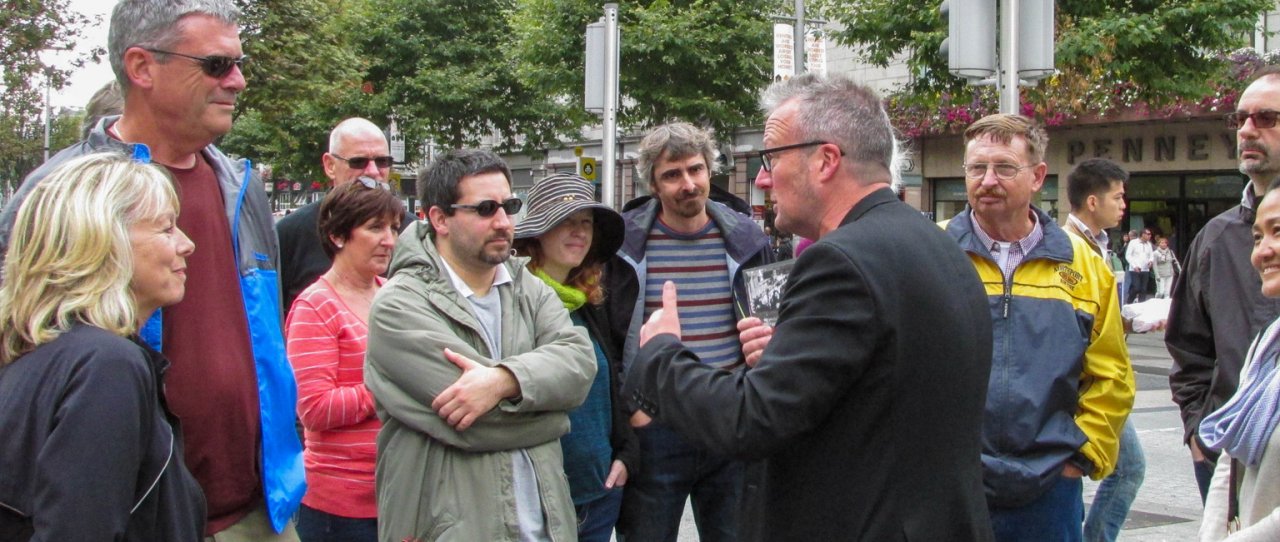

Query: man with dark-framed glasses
<box><xmin>276</xmin><ymin>117</ymin><xmax>417</xmax><ymax>312</ymax></box>
<box><xmin>1169</xmin><ymin>65</ymin><xmax>1280</xmax><ymax>501</ymax></box>
<box><xmin>0</xmin><ymin>0</ymin><xmax>306</xmax><ymax>539</ymax></box>
<box><xmin>944</xmin><ymin>113</ymin><xmax>1133</xmax><ymax>541</ymax></box>
<box><xmin>365</xmin><ymin>148</ymin><xmax>596</xmax><ymax>541</ymax></box>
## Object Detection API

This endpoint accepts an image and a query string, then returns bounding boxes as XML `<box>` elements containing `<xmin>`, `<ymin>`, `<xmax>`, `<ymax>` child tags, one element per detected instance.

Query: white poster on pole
<box><xmin>805</xmin><ymin>29</ymin><xmax>827</xmax><ymax>76</ymax></box>
<box><xmin>773</xmin><ymin>23</ymin><xmax>794</xmax><ymax>82</ymax></box>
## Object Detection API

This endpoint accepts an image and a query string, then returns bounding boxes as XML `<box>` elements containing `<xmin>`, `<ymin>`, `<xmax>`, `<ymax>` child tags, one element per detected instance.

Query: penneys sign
<box><xmin>1064</xmin><ymin>132</ymin><xmax>1236</xmax><ymax>166</ymax></box>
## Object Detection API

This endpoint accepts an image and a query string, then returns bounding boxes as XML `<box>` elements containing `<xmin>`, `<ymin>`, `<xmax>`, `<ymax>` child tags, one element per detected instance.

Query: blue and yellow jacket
<box><xmin>945</xmin><ymin>207</ymin><xmax>1134</xmax><ymax>507</ymax></box>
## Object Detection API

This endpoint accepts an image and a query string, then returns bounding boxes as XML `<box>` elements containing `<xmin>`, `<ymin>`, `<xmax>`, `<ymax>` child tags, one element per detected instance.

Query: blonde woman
<box><xmin>0</xmin><ymin>153</ymin><xmax>202</xmax><ymax>541</ymax></box>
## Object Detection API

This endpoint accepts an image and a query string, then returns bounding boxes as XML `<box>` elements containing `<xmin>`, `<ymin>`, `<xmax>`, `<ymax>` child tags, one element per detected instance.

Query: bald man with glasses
<box><xmin>276</xmin><ymin>117</ymin><xmax>418</xmax><ymax>312</ymax></box>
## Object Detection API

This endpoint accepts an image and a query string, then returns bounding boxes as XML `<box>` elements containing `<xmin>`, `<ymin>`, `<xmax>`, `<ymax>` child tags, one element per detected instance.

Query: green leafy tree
<box><xmin>220</xmin><ymin>0</ymin><xmax>367</xmax><ymax>184</ymax></box>
<box><xmin>511</xmin><ymin>0</ymin><xmax>775</xmax><ymax>137</ymax></box>
<box><xmin>814</xmin><ymin>0</ymin><xmax>1272</xmax><ymax>135</ymax></box>
<box><xmin>349</xmin><ymin>0</ymin><xmax>580</xmax><ymax>160</ymax></box>
<box><xmin>0</xmin><ymin>0</ymin><xmax>101</xmax><ymax>190</ymax></box>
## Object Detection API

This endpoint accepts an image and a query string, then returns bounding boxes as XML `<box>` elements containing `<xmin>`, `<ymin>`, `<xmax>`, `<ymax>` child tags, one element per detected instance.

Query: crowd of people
<box><xmin>4</xmin><ymin>1</ymin><xmax>1280</xmax><ymax>542</ymax></box>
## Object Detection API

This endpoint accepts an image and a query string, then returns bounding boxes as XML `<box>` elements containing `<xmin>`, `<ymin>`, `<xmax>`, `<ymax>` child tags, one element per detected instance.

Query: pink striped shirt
<box><xmin>285</xmin><ymin>277</ymin><xmax>382</xmax><ymax>518</ymax></box>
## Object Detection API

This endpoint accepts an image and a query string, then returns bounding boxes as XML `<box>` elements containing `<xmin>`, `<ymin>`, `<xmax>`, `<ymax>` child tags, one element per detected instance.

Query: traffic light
<box><xmin>940</xmin><ymin>0</ymin><xmax>996</xmax><ymax>80</ymax></box>
<box><xmin>1017</xmin><ymin>0</ymin><xmax>1055</xmax><ymax>80</ymax></box>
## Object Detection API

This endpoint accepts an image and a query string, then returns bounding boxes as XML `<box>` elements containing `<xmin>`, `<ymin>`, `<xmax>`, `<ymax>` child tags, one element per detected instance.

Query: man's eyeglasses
<box><xmin>355</xmin><ymin>176</ymin><xmax>391</xmax><ymax>191</ymax></box>
<box><xmin>758</xmin><ymin>141</ymin><xmax>834</xmax><ymax>172</ymax></box>
<box><xmin>332</xmin><ymin>154</ymin><xmax>394</xmax><ymax>170</ymax></box>
<box><xmin>450</xmin><ymin>198</ymin><xmax>523</xmax><ymax>217</ymax></box>
<box><xmin>143</xmin><ymin>48</ymin><xmax>247</xmax><ymax>78</ymax></box>
<box><xmin>1226</xmin><ymin>110</ymin><xmax>1280</xmax><ymax>130</ymax></box>
<box><xmin>962</xmin><ymin>163</ymin><xmax>1032</xmax><ymax>181</ymax></box>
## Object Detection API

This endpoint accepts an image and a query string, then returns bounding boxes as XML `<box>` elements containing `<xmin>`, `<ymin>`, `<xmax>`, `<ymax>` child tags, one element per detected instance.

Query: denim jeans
<box><xmin>617</xmin><ymin>425</ymin><xmax>742</xmax><ymax>542</ymax></box>
<box><xmin>295</xmin><ymin>504</ymin><xmax>377</xmax><ymax>542</ymax></box>
<box><xmin>576</xmin><ymin>487</ymin><xmax>624</xmax><ymax>542</ymax></box>
<box><xmin>1083</xmin><ymin>420</ymin><xmax>1146</xmax><ymax>542</ymax></box>
<box><xmin>989</xmin><ymin>475</ymin><xmax>1084</xmax><ymax>542</ymax></box>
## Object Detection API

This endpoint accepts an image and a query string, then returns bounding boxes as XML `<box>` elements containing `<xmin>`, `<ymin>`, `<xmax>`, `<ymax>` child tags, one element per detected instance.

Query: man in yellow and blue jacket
<box><xmin>944</xmin><ymin>114</ymin><xmax>1135</xmax><ymax>542</ymax></box>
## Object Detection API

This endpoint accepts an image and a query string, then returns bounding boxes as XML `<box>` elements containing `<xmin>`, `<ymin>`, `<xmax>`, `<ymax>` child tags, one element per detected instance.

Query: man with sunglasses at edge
<box><xmin>946</xmin><ymin>114</ymin><xmax>1133</xmax><ymax>541</ymax></box>
<box><xmin>276</xmin><ymin>118</ymin><xmax>418</xmax><ymax>313</ymax></box>
<box><xmin>603</xmin><ymin>122</ymin><xmax>772</xmax><ymax>542</ymax></box>
<box><xmin>364</xmin><ymin>148</ymin><xmax>596</xmax><ymax>541</ymax></box>
<box><xmin>1168</xmin><ymin>66</ymin><xmax>1280</xmax><ymax>501</ymax></box>
<box><xmin>0</xmin><ymin>0</ymin><xmax>306</xmax><ymax>540</ymax></box>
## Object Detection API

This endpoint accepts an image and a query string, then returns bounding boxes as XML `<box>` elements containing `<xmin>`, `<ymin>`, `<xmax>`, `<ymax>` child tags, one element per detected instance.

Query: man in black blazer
<box><xmin>621</xmin><ymin>73</ymin><xmax>995</xmax><ymax>541</ymax></box>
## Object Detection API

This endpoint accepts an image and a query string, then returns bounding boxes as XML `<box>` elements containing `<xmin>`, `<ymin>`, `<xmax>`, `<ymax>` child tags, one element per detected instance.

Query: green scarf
<box><xmin>532</xmin><ymin>267</ymin><xmax>587</xmax><ymax>312</ymax></box>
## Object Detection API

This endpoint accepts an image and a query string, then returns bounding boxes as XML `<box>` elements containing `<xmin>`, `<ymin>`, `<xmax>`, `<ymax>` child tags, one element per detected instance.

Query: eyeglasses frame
<box><xmin>141</xmin><ymin>47</ymin><xmax>248</xmax><ymax>78</ymax></box>
<box><xmin>450</xmin><ymin>197</ymin><xmax>524</xmax><ymax>218</ymax></box>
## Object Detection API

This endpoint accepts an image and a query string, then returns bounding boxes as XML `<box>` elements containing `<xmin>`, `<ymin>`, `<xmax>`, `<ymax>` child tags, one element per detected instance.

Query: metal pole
<box><xmin>794</xmin><ymin>0</ymin><xmax>805</xmax><ymax>74</ymax></box>
<box><xmin>999</xmin><ymin>0</ymin><xmax>1019</xmax><ymax>114</ymax></box>
<box><xmin>43</xmin><ymin>70</ymin><xmax>51</xmax><ymax>162</ymax></box>
<box><xmin>601</xmin><ymin>3</ymin><xmax>620</xmax><ymax>209</ymax></box>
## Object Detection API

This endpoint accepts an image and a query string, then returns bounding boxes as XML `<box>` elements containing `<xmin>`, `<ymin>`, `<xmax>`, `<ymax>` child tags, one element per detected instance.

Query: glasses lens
<box><xmin>346</xmin><ymin>157</ymin><xmax>371</xmax><ymax>169</ymax></box>
<box><xmin>501</xmin><ymin>198</ymin><xmax>523</xmax><ymax>215</ymax></box>
<box><xmin>993</xmin><ymin>164</ymin><xmax>1020</xmax><ymax>179</ymax></box>
<box><xmin>473</xmin><ymin>201</ymin><xmax>500</xmax><ymax>217</ymax></box>
<box><xmin>1227</xmin><ymin>112</ymin><xmax>1243</xmax><ymax>129</ymax></box>
<box><xmin>201</xmin><ymin>56</ymin><xmax>237</xmax><ymax>78</ymax></box>
<box><xmin>1257</xmin><ymin>111</ymin><xmax>1280</xmax><ymax>129</ymax></box>
<box><xmin>373</xmin><ymin>156</ymin><xmax>394</xmax><ymax>168</ymax></box>
<box><xmin>761</xmin><ymin>153</ymin><xmax>773</xmax><ymax>172</ymax></box>
<box><xmin>963</xmin><ymin>164</ymin><xmax>986</xmax><ymax>178</ymax></box>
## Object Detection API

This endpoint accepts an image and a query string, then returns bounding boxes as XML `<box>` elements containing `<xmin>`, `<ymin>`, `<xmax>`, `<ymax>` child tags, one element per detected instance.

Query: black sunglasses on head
<box><xmin>450</xmin><ymin>198</ymin><xmax>523</xmax><ymax>217</ymax></box>
<box><xmin>332</xmin><ymin>154</ymin><xmax>394</xmax><ymax>170</ymax></box>
<box><xmin>1226</xmin><ymin>110</ymin><xmax>1280</xmax><ymax>130</ymax></box>
<box><xmin>143</xmin><ymin>48</ymin><xmax>247</xmax><ymax>78</ymax></box>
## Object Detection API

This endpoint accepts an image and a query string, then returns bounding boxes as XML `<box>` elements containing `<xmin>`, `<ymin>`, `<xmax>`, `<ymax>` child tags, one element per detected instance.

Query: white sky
<box><xmin>49</xmin><ymin>0</ymin><xmax>116</xmax><ymax>110</ymax></box>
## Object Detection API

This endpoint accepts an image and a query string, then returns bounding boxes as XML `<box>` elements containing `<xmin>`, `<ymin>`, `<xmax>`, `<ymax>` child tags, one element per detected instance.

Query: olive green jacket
<box><xmin>365</xmin><ymin>221</ymin><xmax>595</xmax><ymax>541</ymax></box>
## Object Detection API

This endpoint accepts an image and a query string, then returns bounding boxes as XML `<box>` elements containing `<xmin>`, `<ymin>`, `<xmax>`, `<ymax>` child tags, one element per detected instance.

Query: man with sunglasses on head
<box><xmin>602</xmin><ymin>121</ymin><xmax>771</xmax><ymax>542</ymax></box>
<box><xmin>0</xmin><ymin>1</ymin><xmax>306</xmax><ymax>540</ymax></box>
<box><xmin>276</xmin><ymin>117</ymin><xmax>418</xmax><ymax>313</ymax></box>
<box><xmin>945</xmin><ymin>114</ymin><xmax>1133</xmax><ymax>541</ymax></box>
<box><xmin>1168</xmin><ymin>66</ymin><xmax>1280</xmax><ymax>501</ymax></box>
<box><xmin>364</xmin><ymin>148</ymin><xmax>596</xmax><ymax>541</ymax></box>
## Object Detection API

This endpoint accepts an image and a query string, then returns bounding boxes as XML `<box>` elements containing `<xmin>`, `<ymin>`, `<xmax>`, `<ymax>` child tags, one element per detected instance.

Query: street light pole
<box><xmin>43</xmin><ymin>68</ymin><xmax>52</xmax><ymax>162</ymax></box>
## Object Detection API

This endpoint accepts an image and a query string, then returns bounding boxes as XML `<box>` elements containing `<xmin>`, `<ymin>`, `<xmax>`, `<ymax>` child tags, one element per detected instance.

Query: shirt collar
<box><xmin>969</xmin><ymin>210</ymin><xmax>1043</xmax><ymax>256</ymax></box>
<box><xmin>1067</xmin><ymin>213</ymin><xmax>1109</xmax><ymax>251</ymax></box>
<box><xmin>439</xmin><ymin>256</ymin><xmax>513</xmax><ymax>299</ymax></box>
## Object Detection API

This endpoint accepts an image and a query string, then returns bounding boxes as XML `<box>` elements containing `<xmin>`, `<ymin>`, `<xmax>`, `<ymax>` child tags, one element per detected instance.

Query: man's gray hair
<box><xmin>329</xmin><ymin>118</ymin><xmax>387</xmax><ymax>154</ymax></box>
<box><xmin>636</xmin><ymin>122</ymin><xmax>719</xmax><ymax>186</ymax></box>
<box><xmin>108</xmin><ymin>0</ymin><xmax>241</xmax><ymax>90</ymax></box>
<box><xmin>760</xmin><ymin>73</ymin><xmax>899</xmax><ymax>186</ymax></box>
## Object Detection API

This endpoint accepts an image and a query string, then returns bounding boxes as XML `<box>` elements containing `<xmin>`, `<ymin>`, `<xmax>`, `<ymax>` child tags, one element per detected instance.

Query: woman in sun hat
<box><xmin>513</xmin><ymin>172</ymin><xmax>636</xmax><ymax>542</ymax></box>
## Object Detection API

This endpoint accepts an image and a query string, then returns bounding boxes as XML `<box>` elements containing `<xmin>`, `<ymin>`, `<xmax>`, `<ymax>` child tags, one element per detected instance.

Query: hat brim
<box><xmin>515</xmin><ymin>200</ymin><xmax>624</xmax><ymax>260</ymax></box>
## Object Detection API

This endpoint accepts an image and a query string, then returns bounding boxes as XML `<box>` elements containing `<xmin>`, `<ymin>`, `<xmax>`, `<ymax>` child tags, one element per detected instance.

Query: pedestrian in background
<box><xmin>0</xmin><ymin>153</ymin><xmax>202</xmax><ymax>541</ymax></box>
<box><xmin>285</xmin><ymin>179</ymin><xmax>404</xmax><ymax>542</ymax></box>
<box><xmin>1153</xmin><ymin>236</ymin><xmax>1180</xmax><ymax>299</ymax></box>
<box><xmin>1126</xmin><ymin>229</ymin><xmax>1155</xmax><ymax>304</ymax></box>
<box><xmin>514</xmin><ymin>172</ymin><xmax>637</xmax><ymax>542</ymax></box>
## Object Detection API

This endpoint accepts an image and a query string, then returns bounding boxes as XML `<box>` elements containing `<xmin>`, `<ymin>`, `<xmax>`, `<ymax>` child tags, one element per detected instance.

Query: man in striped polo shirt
<box><xmin>607</xmin><ymin>122</ymin><xmax>772</xmax><ymax>542</ymax></box>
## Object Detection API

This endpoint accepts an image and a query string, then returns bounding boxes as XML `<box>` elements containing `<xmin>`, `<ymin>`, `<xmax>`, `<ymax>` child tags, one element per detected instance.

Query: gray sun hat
<box><xmin>514</xmin><ymin>172</ymin><xmax>624</xmax><ymax>259</ymax></box>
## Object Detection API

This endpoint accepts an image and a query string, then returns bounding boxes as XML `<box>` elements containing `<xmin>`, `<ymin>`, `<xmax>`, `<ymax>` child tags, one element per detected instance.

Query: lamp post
<box><xmin>40</xmin><ymin>47</ymin><xmax>69</xmax><ymax>163</ymax></box>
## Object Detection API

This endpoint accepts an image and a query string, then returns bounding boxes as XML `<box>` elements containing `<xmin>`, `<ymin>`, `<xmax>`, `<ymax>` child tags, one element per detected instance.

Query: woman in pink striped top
<box><xmin>285</xmin><ymin>178</ymin><xmax>404</xmax><ymax>542</ymax></box>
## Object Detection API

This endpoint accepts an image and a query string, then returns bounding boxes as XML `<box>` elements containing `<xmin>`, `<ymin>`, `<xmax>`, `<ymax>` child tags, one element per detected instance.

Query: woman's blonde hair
<box><xmin>0</xmin><ymin>152</ymin><xmax>179</xmax><ymax>364</ymax></box>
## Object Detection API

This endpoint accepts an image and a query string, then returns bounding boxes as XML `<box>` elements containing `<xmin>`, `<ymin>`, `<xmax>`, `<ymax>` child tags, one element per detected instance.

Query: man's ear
<box><xmin>427</xmin><ymin>206</ymin><xmax>449</xmax><ymax>236</ymax></box>
<box><xmin>122</xmin><ymin>47</ymin><xmax>155</xmax><ymax>90</ymax></box>
<box><xmin>1086</xmin><ymin>194</ymin><xmax>1099</xmax><ymax>213</ymax></box>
